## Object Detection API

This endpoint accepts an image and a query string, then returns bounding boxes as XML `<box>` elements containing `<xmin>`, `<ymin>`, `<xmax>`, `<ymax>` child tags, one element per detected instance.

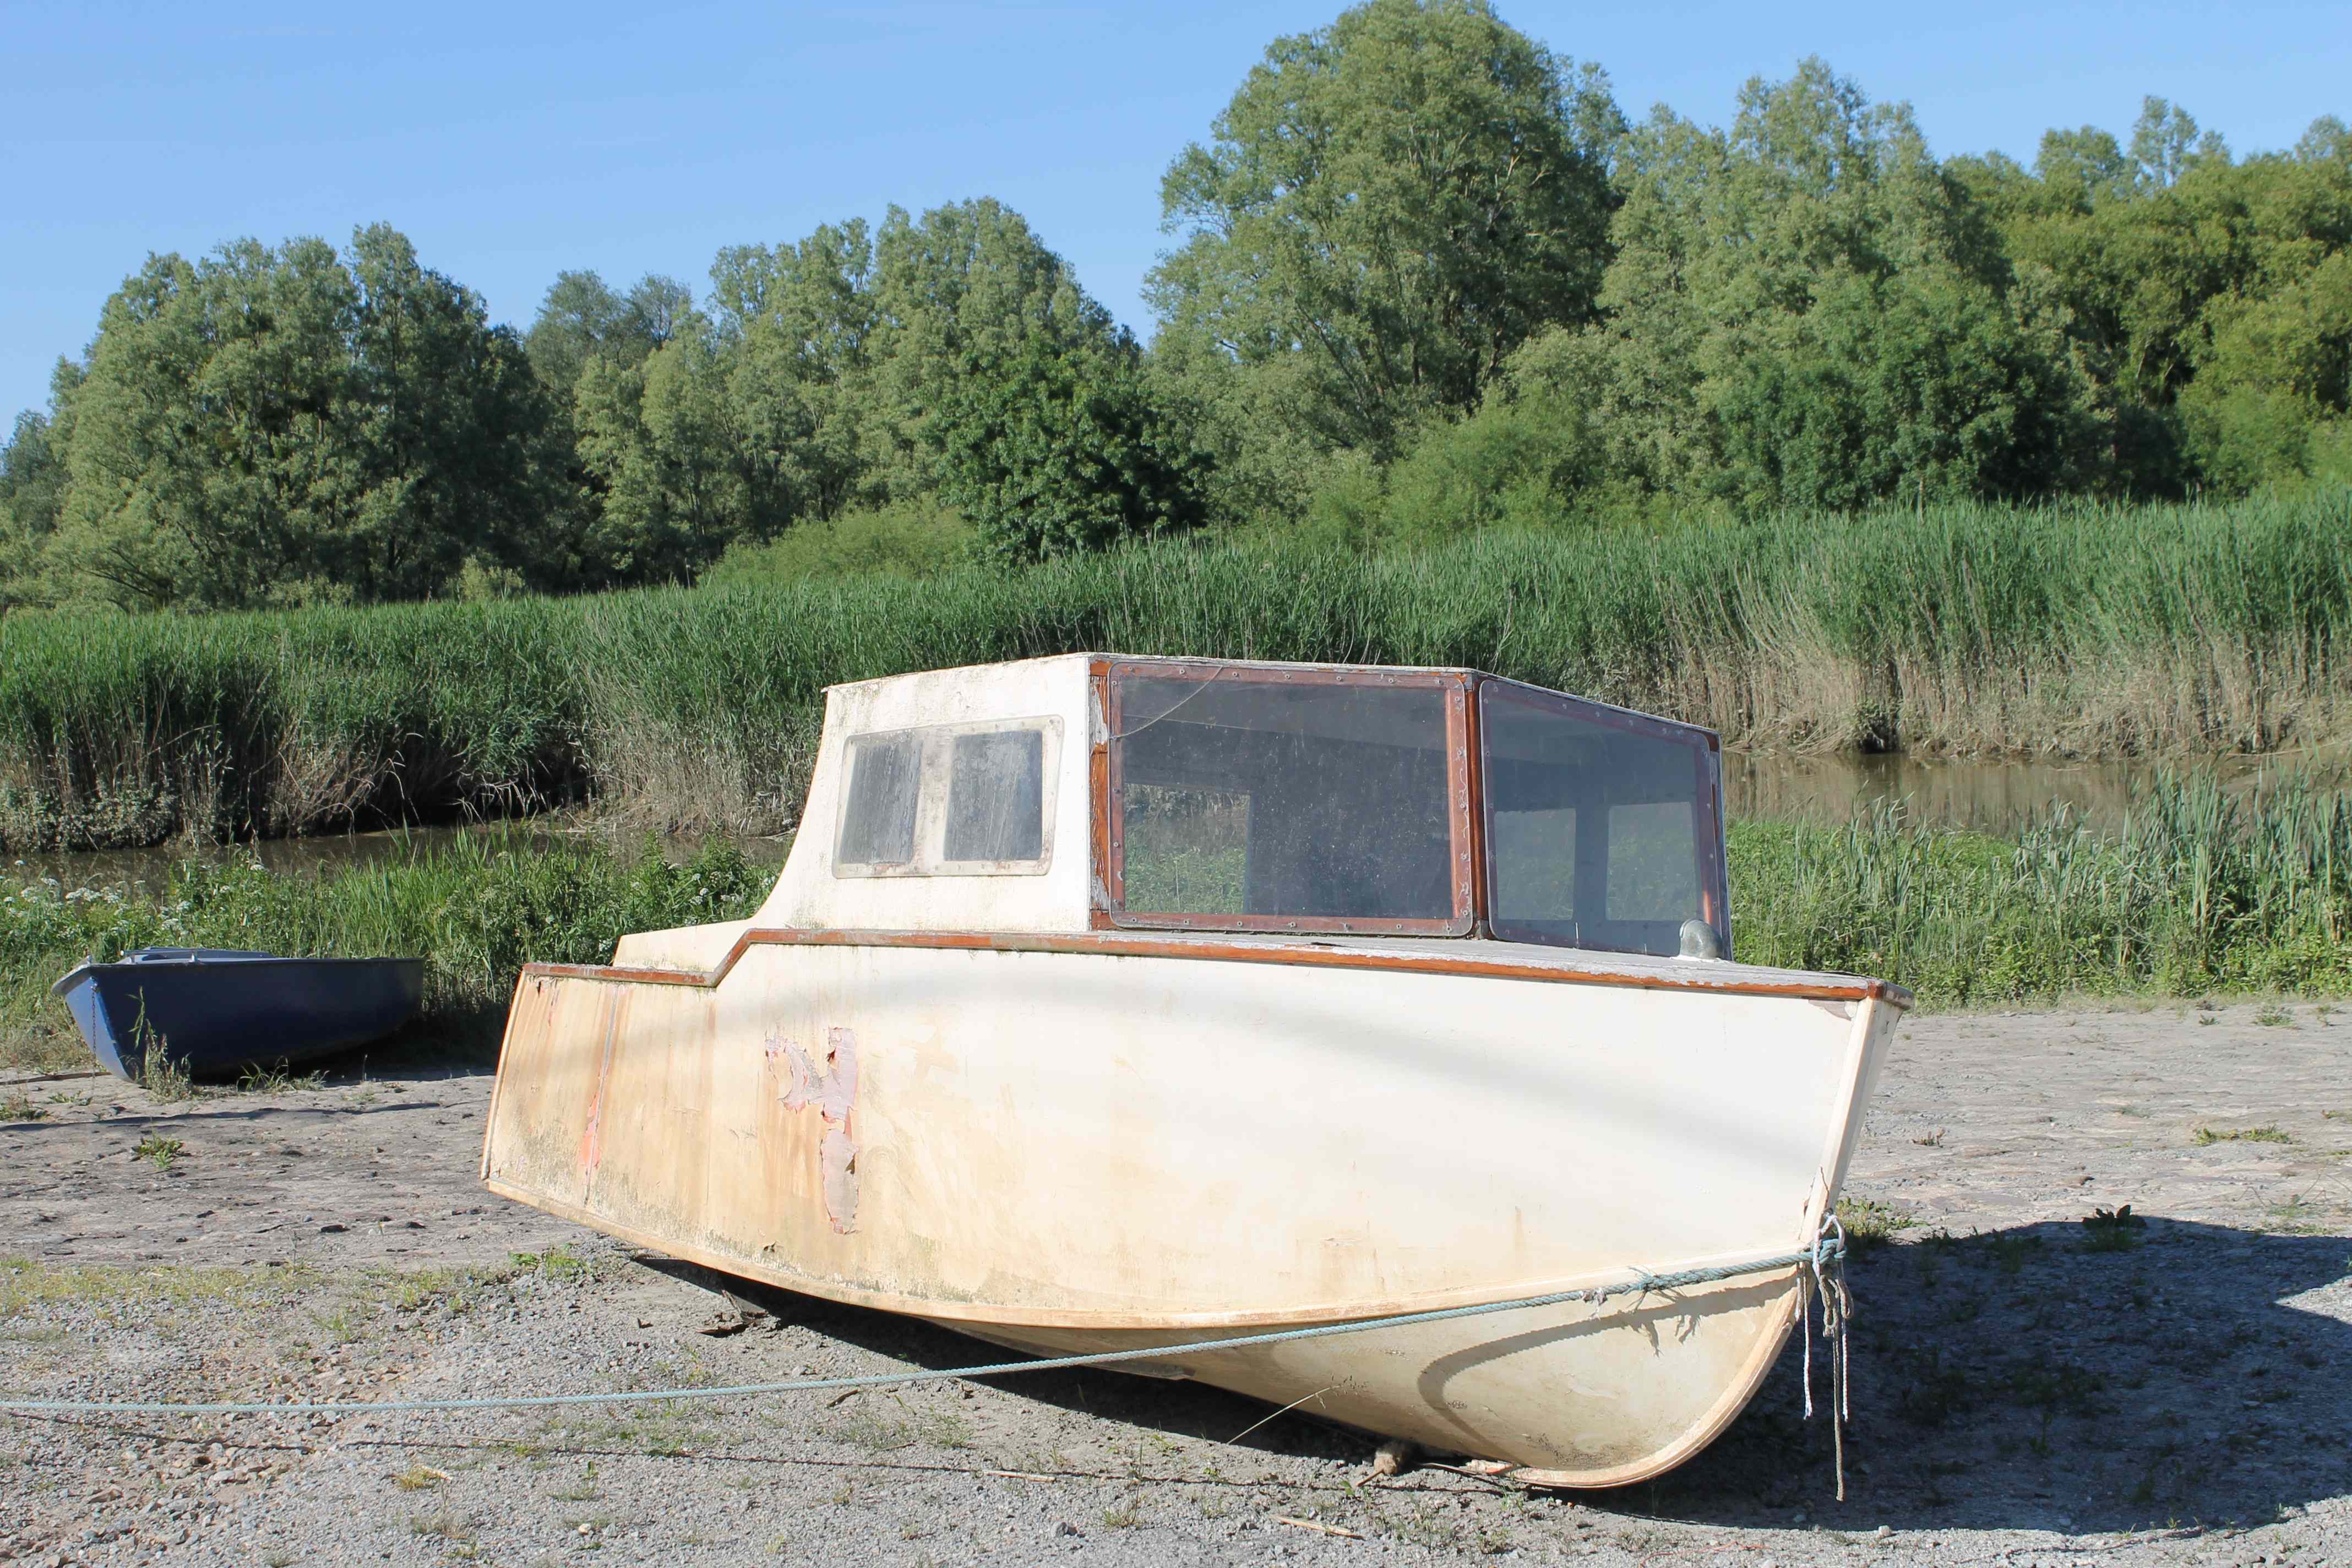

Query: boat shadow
<box><xmin>293</xmin><ymin>1008</ymin><xmax>508</xmax><ymax>1085</ymax></box>
<box><xmin>663</xmin><ymin>1214</ymin><xmax>2352</xmax><ymax>1529</ymax></box>
<box><xmin>649</xmin><ymin>1261</ymin><xmax>1370</xmax><ymax>1466</ymax></box>
<box><xmin>1628</xmin><ymin>1216</ymin><xmax>2352</xmax><ymax>1534</ymax></box>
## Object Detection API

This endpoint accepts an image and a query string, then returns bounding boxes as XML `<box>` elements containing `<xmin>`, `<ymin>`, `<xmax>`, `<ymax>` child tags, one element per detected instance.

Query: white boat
<box><xmin>481</xmin><ymin>654</ymin><xmax>1908</xmax><ymax>1484</ymax></box>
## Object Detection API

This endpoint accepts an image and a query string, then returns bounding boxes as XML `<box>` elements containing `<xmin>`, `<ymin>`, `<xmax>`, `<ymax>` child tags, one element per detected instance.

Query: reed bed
<box><xmin>1733</xmin><ymin>774</ymin><xmax>2352</xmax><ymax>1002</ymax></box>
<box><xmin>6</xmin><ymin>775</ymin><xmax>2345</xmax><ymax>1074</ymax></box>
<box><xmin>4</xmin><ymin>491</ymin><xmax>2349</xmax><ymax>849</ymax></box>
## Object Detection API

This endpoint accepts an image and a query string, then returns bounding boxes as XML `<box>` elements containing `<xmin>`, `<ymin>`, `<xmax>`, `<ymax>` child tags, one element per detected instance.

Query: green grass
<box><xmin>131</xmin><ymin>1134</ymin><xmax>183</xmax><ymax>1169</ymax></box>
<box><xmin>1835</xmin><ymin>1196</ymin><xmax>1923</xmax><ymax>1255</ymax></box>
<box><xmin>6</xmin><ymin>489</ymin><xmax>2350</xmax><ymax>850</ymax></box>
<box><xmin>2192</xmin><ymin>1125</ymin><xmax>2294</xmax><ymax>1145</ymax></box>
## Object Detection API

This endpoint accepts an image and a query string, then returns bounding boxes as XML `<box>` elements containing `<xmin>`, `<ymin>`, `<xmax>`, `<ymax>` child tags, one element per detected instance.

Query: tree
<box><xmin>935</xmin><ymin>330</ymin><xmax>1208</xmax><ymax>563</ymax></box>
<box><xmin>1984</xmin><ymin>110</ymin><xmax>2352</xmax><ymax>491</ymax></box>
<box><xmin>524</xmin><ymin>271</ymin><xmax>693</xmax><ymax>402</ymax></box>
<box><xmin>330</xmin><ymin>225</ymin><xmax>562</xmax><ymax>599</ymax></box>
<box><xmin>2033</xmin><ymin>128</ymin><xmax>2133</xmax><ymax>209</ymax></box>
<box><xmin>1150</xmin><ymin>0</ymin><xmax>1623</xmax><ymax>464</ymax></box>
<box><xmin>865</xmin><ymin>198</ymin><xmax>1113</xmax><ymax>498</ymax></box>
<box><xmin>0</xmin><ymin>405</ymin><xmax>67</xmax><ymax>609</ymax></box>
<box><xmin>572</xmin><ymin>314</ymin><xmax>748</xmax><ymax>583</ymax></box>
<box><xmin>1558</xmin><ymin>59</ymin><xmax>2089</xmax><ymax>510</ymax></box>
<box><xmin>2130</xmin><ymin>97</ymin><xmax>2229</xmax><ymax>191</ymax></box>
<box><xmin>50</xmin><ymin>242</ymin><xmax>351</xmax><ymax>606</ymax></box>
<box><xmin>714</xmin><ymin>221</ymin><xmax>881</xmax><ymax>528</ymax></box>
<box><xmin>45</xmin><ymin>228</ymin><xmax>559</xmax><ymax>608</ymax></box>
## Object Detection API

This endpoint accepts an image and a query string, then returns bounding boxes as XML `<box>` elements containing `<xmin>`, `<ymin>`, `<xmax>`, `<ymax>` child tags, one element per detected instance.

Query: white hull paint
<box><xmin>483</xmin><ymin>937</ymin><xmax>1897</xmax><ymax>1480</ymax></box>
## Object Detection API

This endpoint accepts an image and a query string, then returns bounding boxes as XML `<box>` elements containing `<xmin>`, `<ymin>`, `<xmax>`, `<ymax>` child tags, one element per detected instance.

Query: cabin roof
<box><xmin>821</xmin><ymin>651</ymin><xmax>1485</xmax><ymax>697</ymax></box>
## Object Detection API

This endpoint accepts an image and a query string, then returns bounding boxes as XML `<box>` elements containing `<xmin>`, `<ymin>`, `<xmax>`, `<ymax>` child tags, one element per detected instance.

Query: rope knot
<box><xmin>1798</xmin><ymin>1212</ymin><xmax>1856</xmax><ymax>1502</ymax></box>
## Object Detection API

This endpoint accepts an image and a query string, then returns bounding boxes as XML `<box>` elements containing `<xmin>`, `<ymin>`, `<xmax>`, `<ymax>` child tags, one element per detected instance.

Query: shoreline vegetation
<box><xmin>8</xmin><ymin>34</ymin><xmax>2351</xmax><ymax>621</ymax></box>
<box><xmin>5</xmin><ymin>491</ymin><xmax>2350</xmax><ymax>854</ymax></box>
<box><xmin>6</xmin><ymin>772</ymin><xmax>2346</xmax><ymax>1073</ymax></box>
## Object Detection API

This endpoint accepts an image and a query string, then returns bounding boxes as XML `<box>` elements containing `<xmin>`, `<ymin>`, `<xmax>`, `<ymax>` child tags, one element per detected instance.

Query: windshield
<box><xmin>1105</xmin><ymin>665</ymin><xmax>1472</xmax><ymax>933</ymax></box>
<box><xmin>1479</xmin><ymin>680</ymin><xmax>1728</xmax><ymax>959</ymax></box>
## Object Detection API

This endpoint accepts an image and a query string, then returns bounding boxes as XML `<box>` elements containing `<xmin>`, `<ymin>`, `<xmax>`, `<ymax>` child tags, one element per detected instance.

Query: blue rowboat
<box><xmin>48</xmin><ymin>949</ymin><xmax>426</xmax><ymax>1082</ymax></box>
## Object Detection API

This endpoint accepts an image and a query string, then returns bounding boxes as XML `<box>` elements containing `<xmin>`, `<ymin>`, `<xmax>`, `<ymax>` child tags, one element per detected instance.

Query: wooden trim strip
<box><xmin>522</xmin><ymin>926</ymin><xmax>1916</xmax><ymax>1009</ymax></box>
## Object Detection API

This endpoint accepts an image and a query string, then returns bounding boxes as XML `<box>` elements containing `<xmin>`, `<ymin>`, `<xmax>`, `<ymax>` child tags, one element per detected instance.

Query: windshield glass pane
<box><xmin>1111</xmin><ymin>670</ymin><xmax>1463</xmax><ymax>928</ymax></box>
<box><xmin>1480</xmin><ymin>682</ymin><xmax>1726</xmax><ymax>958</ymax></box>
<box><xmin>944</xmin><ymin>728</ymin><xmax>1046</xmax><ymax>863</ymax></box>
<box><xmin>836</xmin><ymin>731</ymin><xmax>921</xmax><ymax>867</ymax></box>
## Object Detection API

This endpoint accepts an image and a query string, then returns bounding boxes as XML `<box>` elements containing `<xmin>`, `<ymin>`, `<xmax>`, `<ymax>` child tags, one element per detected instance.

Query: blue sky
<box><xmin>5</xmin><ymin>1</ymin><xmax>2346</xmax><ymax>424</ymax></box>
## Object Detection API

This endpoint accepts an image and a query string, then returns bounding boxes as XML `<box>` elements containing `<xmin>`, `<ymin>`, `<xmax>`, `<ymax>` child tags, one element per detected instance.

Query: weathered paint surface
<box><xmin>769</xmin><ymin>1026</ymin><xmax>859</xmax><ymax>1232</ymax></box>
<box><xmin>482</xmin><ymin>650</ymin><xmax>1908</xmax><ymax>1484</ymax></box>
<box><xmin>484</xmin><ymin>940</ymin><xmax>1897</xmax><ymax>1479</ymax></box>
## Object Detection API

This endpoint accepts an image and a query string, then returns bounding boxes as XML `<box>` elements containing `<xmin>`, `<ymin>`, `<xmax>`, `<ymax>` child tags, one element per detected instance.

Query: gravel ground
<box><xmin>2</xmin><ymin>999</ymin><xmax>2348</xmax><ymax>1567</ymax></box>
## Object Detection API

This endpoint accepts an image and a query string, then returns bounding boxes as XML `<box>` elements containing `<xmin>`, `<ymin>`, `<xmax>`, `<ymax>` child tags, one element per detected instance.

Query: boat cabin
<box><xmin>619</xmin><ymin>655</ymin><xmax>1729</xmax><ymax>971</ymax></box>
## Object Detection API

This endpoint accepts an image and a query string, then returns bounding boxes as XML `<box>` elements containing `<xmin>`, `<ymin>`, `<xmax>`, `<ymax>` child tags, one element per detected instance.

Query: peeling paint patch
<box><xmin>767</xmin><ymin>1026</ymin><xmax>861</xmax><ymax>1232</ymax></box>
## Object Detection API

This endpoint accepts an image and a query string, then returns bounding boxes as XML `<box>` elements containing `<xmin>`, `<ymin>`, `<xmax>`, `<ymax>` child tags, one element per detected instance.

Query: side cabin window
<box><xmin>834</xmin><ymin>719</ymin><xmax>1059</xmax><ymax>876</ymax></box>
<box><xmin>1479</xmin><ymin>680</ymin><xmax>1728</xmax><ymax>960</ymax></box>
<box><xmin>1103</xmin><ymin>663</ymin><xmax>1473</xmax><ymax>934</ymax></box>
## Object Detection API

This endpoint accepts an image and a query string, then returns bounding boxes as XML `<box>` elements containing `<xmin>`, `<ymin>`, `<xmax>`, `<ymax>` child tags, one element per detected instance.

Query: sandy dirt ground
<box><xmin>2</xmin><ymin>1000</ymin><xmax>2348</xmax><ymax>1567</ymax></box>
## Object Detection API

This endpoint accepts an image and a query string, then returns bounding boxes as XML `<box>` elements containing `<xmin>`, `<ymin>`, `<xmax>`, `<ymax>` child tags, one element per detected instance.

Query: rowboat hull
<box><xmin>51</xmin><ymin>949</ymin><xmax>426</xmax><ymax>1082</ymax></box>
<box><xmin>481</xmin><ymin>933</ymin><xmax>1894</xmax><ymax>1481</ymax></box>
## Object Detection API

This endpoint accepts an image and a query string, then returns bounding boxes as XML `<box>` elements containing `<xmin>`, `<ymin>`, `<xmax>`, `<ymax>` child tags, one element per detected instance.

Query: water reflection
<box><xmin>1721</xmin><ymin>750</ymin><xmax>2349</xmax><ymax>837</ymax></box>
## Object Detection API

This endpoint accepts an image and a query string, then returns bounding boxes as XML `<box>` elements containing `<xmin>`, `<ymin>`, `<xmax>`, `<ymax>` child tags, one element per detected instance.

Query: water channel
<box><xmin>10</xmin><ymin>749</ymin><xmax>2346</xmax><ymax>892</ymax></box>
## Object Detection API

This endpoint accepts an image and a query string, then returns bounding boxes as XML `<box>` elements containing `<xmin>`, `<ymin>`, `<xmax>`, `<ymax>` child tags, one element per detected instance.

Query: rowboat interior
<box><xmin>481</xmin><ymin>654</ymin><xmax>1910</xmax><ymax>1484</ymax></box>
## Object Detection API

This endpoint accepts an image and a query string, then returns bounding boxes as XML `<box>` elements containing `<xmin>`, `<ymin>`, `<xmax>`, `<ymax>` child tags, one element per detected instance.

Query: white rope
<box><xmin>0</xmin><ymin>1235</ymin><xmax>1845</xmax><ymax>1419</ymax></box>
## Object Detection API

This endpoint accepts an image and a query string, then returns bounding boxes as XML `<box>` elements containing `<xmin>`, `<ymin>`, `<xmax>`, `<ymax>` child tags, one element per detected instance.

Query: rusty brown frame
<box><xmin>1088</xmin><ymin>658</ymin><xmax>1477</xmax><ymax>938</ymax></box>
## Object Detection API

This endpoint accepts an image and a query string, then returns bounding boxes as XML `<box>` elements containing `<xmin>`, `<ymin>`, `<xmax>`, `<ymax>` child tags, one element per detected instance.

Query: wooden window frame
<box><xmin>1089</xmin><ymin>659</ymin><xmax>1477</xmax><ymax>937</ymax></box>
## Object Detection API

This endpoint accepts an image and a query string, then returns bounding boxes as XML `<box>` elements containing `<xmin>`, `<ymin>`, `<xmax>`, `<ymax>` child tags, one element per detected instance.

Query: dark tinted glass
<box><xmin>1113</xmin><ymin>673</ymin><xmax>1456</xmax><ymax>923</ymax></box>
<box><xmin>1480</xmin><ymin>682</ymin><xmax>1726</xmax><ymax>957</ymax></box>
<box><xmin>944</xmin><ymin>729</ymin><xmax>1046</xmax><ymax>862</ymax></box>
<box><xmin>836</xmin><ymin>732</ymin><xmax>921</xmax><ymax>865</ymax></box>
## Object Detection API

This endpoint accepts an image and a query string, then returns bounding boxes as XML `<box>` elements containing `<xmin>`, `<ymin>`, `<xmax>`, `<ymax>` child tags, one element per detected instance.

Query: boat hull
<box><xmin>481</xmin><ymin>936</ymin><xmax>1894</xmax><ymax>1480</ymax></box>
<box><xmin>51</xmin><ymin>950</ymin><xmax>426</xmax><ymax>1081</ymax></box>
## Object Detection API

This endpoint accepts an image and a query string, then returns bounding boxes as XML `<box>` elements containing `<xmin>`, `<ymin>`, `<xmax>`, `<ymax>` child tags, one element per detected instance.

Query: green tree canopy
<box><xmin>39</xmin><ymin>227</ymin><xmax>556</xmax><ymax>609</ymax></box>
<box><xmin>936</xmin><ymin>329</ymin><xmax>1208</xmax><ymax>563</ymax></box>
<box><xmin>525</xmin><ymin>270</ymin><xmax>694</xmax><ymax>400</ymax></box>
<box><xmin>1556</xmin><ymin>60</ymin><xmax>2088</xmax><ymax>511</ymax></box>
<box><xmin>1149</xmin><ymin>0</ymin><xmax>1623</xmax><ymax>462</ymax></box>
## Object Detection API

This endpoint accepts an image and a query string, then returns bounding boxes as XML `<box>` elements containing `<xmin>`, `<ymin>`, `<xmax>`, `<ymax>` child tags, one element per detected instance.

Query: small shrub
<box><xmin>702</xmin><ymin>499</ymin><xmax>974</xmax><ymax>585</ymax></box>
<box><xmin>2193</xmin><ymin>1125</ymin><xmax>2291</xmax><ymax>1145</ymax></box>
<box><xmin>2081</xmin><ymin>1205</ymin><xmax>2147</xmax><ymax>1251</ymax></box>
<box><xmin>132</xmin><ymin>1134</ymin><xmax>183</xmax><ymax>1169</ymax></box>
<box><xmin>1837</xmin><ymin>1197</ymin><xmax>1920</xmax><ymax>1256</ymax></box>
<box><xmin>135</xmin><ymin>1049</ymin><xmax>199</xmax><ymax>1102</ymax></box>
<box><xmin>236</xmin><ymin>1060</ymin><xmax>324</xmax><ymax>1093</ymax></box>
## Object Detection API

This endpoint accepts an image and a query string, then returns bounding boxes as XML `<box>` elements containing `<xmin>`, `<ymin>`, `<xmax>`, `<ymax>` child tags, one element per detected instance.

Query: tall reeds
<box><xmin>1732</xmin><ymin>774</ymin><xmax>2352</xmax><ymax>1001</ymax></box>
<box><xmin>5</xmin><ymin>490</ymin><xmax>2349</xmax><ymax>849</ymax></box>
<box><xmin>7</xmin><ymin>774</ymin><xmax>2343</xmax><ymax>1076</ymax></box>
